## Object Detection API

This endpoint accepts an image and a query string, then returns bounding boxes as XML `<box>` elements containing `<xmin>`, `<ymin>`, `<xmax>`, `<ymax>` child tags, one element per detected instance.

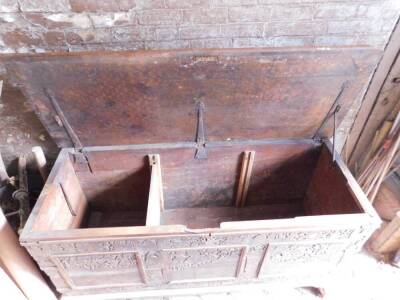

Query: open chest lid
<box><xmin>4</xmin><ymin>47</ymin><xmax>380</xmax><ymax>149</ymax></box>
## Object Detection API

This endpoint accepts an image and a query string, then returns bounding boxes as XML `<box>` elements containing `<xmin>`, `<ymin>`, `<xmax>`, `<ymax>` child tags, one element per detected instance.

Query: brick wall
<box><xmin>0</xmin><ymin>0</ymin><xmax>399</xmax><ymax>53</ymax></box>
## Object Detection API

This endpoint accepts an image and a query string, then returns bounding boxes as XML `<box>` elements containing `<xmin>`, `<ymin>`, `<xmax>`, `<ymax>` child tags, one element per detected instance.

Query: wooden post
<box><xmin>0</xmin><ymin>82</ymin><xmax>9</xmax><ymax>187</ymax></box>
<box><xmin>0</xmin><ymin>208</ymin><xmax>56</xmax><ymax>300</ymax></box>
<box><xmin>32</xmin><ymin>146</ymin><xmax>49</xmax><ymax>181</ymax></box>
<box><xmin>235</xmin><ymin>151</ymin><xmax>255</xmax><ymax>208</ymax></box>
<box><xmin>0</xmin><ymin>152</ymin><xmax>10</xmax><ymax>187</ymax></box>
<box><xmin>369</xmin><ymin>131</ymin><xmax>400</xmax><ymax>202</ymax></box>
<box><xmin>0</xmin><ymin>262</ymin><xmax>26</xmax><ymax>300</ymax></box>
<box><xmin>146</xmin><ymin>154</ymin><xmax>164</xmax><ymax>226</ymax></box>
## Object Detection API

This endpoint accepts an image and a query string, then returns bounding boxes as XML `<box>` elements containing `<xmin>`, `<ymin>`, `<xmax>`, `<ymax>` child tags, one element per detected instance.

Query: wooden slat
<box><xmin>372</xmin><ymin>211</ymin><xmax>400</xmax><ymax>253</ymax></box>
<box><xmin>146</xmin><ymin>154</ymin><xmax>163</xmax><ymax>226</ymax></box>
<box><xmin>348</xmin><ymin>22</ymin><xmax>400</xmax><ymax>172</ymax></box>
<box><xmin>236</xmin><ymin>151</ymin><xmax>255</xmax><ymax>208</ymax></box>
<box><xmin>161</xmin><ymin>202</ymin><xmax>305</xmax><ymax>229</ymax></box>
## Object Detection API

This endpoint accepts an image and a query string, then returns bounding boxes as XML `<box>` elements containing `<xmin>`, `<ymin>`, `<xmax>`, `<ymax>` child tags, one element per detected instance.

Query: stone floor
<box><xmin>155</xmin><ymin>250</ymin><xmax>400</xmax><ymax>300</ymax></box>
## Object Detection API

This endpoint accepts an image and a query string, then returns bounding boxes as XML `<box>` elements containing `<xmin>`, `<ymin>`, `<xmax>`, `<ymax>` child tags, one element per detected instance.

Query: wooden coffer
<box><xmin>5</xmin><ymin>47</ymin><xmax>381</xmax><ymax>297</ymax></box>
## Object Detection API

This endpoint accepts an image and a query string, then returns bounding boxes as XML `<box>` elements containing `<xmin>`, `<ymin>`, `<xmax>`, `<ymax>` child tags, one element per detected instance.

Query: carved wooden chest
<box><xmin>5</xmin><ymin>47</ymin><xmax>381</xmax><ymax>298</ymax></box>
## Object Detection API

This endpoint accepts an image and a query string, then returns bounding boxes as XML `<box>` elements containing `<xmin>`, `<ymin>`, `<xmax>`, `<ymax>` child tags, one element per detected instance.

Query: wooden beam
<box><xmin>372</xmin><ymin>211</ymin><xmax>400</xmax><ymax>253</ymax></box>
<box><xmin>32</xmin><ymin>146</ymin><xmax>49</xmax><ymax>182</ymax></box>
<box><xmin>235</xmin><ymin>151</ymin><xmax>255</xmax><ymax>208</ymax></box>
<box><xmin>348</xmin><ymin>19</ymin><xmax>400</xmax><ymax>172</ymax></box>
<box><xmin>146</xmin><ymin>154</ymin><xmax>164</xmax><ymax>226</ymax></box>
<box><xmin>0</xmin><ymin>209</ymin><xmax>56</xmax><ymax>299</ymax></box>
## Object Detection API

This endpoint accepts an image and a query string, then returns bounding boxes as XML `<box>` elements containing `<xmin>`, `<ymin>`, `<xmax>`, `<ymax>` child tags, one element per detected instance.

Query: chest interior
<box><xmin>30</xmin><ymin>141</ymin><xmax>363</xmax><ymax>232</ymax></box>
<box><xmin>5</xmin><ymin>47</ymin><xmax>380</xmax><ymax>235</ymax></box>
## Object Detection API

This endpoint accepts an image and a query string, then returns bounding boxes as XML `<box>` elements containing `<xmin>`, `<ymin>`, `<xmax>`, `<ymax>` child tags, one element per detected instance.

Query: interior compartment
<box><xmin>30</xmin><ymin>141</ymin><xmax>364</xmax><ymax>232</ymax></box>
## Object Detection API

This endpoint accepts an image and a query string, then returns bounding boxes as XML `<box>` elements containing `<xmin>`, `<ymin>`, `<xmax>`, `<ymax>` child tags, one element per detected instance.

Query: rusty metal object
<box><xmin>12</xmin><ymin>155</ymin><xmax>30</xmax><ymax>231</ymax></box>
<box><xmin>194</xmin><ymin>101</ymin><xmax>207</xmax><ymax>160</ymax></box>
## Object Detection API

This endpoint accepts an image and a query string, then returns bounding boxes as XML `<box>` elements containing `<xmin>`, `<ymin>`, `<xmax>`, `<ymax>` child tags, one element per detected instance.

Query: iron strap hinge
<box><xmin>332</xmin><ymin>105</ymin><xmax>341</xmax><ymax>163</ymax></box>
<box><xmin>312</xmin><ymin>81</ymin><xmax>349</xmax><ymax>162</ymax></box>
<box><xmin>73</xmin><ymin>149</ymin><xmax>93</xmax><ymax>173</ymax></box>
<box><xmin>194</xmin><ymin>101</ymin><xmax>208</xmax><ymax>160</ymax></box>
<box><xmin>44</xmin><ymin>88</ymin><xmax>83</xmax><ymax>149</ymax></box>
<box><xmin>312</xmin><ymin>104</ymin><xmax>341</xmax><ymax>162</ymax></box>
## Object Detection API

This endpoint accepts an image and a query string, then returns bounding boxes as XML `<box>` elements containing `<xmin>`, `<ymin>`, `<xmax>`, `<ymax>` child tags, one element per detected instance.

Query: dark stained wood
<box><xmin>30</xmin><ymin>156</ymin><xmax>87</xmax><ymax>231</ymax></box>
<box><xmin>161</xmin><ymin>203</ymin><xmax>305</xmax><ymax>229</ymax></box>
<box><xmin>12</xmin><ymin>47</ymin><xmax>382</xmax><ymax>298</ymax></box>
<box><xmin>73</xmin><ymin>143</ymin><xmax>319</xmax><ymax>210</ymax></box>
<box><xmin>4</xmin><ymin>47</ymin><xmax>380</xmax><ymax>148</ymax></box>
<box><xmin>304</xmin><ymin>144</ymin><xmax>363</xmax><ymax>215</ymax></box>
<box><xmin>86</xmin><ymin>211</ymin><xmax>147</xmax><ymax>228</ymax></box>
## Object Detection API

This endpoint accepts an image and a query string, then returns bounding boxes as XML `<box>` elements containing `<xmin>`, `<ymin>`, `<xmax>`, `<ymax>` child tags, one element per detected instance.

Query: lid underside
<box><xmin>5</xmin><ymin>47</ymin><xmax>380</xmax><ymax>148</ymax></box>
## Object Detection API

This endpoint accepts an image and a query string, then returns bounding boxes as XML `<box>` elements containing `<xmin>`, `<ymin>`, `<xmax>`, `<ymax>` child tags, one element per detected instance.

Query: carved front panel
<box><xmin>23</xmin><ymin>224</ymin><xmax>373</xmax><ymax>295</ymax></box>
<box><xmin>258</xmin><ymin>242</ymin><xmax>346</xmax><ymax>278</ymax></box>
<box><xmin>51</xmin><ymin>251</ymin><xmax>146</xmax><ymax>289</ymax></box>
<box><xmin>162</xmin><ymin>246</ymin><xmax>246</xmax><ymax>283</ymax></box>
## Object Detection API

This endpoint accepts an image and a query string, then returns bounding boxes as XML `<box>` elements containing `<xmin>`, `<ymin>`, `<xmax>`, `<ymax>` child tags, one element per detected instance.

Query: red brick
<box><xmin>358</xmin><ymin>3</ymin><xmax>400</xmax><ymax>20</ymax></box>
<box><xmin>145</xmin><ymin>40</ymin><xmax>190</xmax><ymax>50</ymax></box>
<box><xmin>23</xmin><ymin>13</ymin><xmax>91</xmax><ymax>29</ymax></box>
<box><xmin>356</xmin><ymin>34</ymin><xmax>389</xmax><ymax>47</ymax></box>
<box><xmin>271</xmin><ymin>5</ymin><xmax>313</xmax><ymax>21</ymax></box>
<box><xmin>88</xmin><ymin>12</ymin><xmax>137</xmax><ymax>28</ymax></box>
<box><xmin>258</xmin><ymin>0</ymin><xmax>305</xmax><ymax>3</ymax></box>
<box><xmin>179</xmin><ymin>25</ymin><xmax>221</xmax><ymax>39</ymax></box>
<box><xmin>228</xmin><ymin>7</ymin><xmax>270</xmax><ymax>22</ymax></box>
<box><xmin>210</xmin><ymin>0</ymin><xmax>257</xmax><ymax>7</ymax></box>
<box><xmin>68</xmin><ymin>44</ymin><xmax>113</xmax><ymax>52</ymax></box>
<box><xmin>135</xmin><ymin>0</ymin><xmax>165</xmax><ymax>9</ymax></box>
<box><xmin>270</xmin><ymin>21</ymin><xmax>327</xmax><ymax>36</ymax></box>
<box><xmin>69</xmin><ymin>0</ymin><xmax>136</xmax><ymax>12</ymax></box>
<box><xmin>190</xmin><ymin>38</ymin><xmax>233</xmax><ymax>48</ymax></box>
<box><xmin>0</xmin><ymin>13</ymin><xmax>31</xmax><ymax>27</ymax></box>
<box><xmin>19</xmin><ymin>0</ymin><xmax>71</xmax><ymax>12</ymax></box>
<box><xmin>155</xmin><ymin>27</ymin><xmax>178</xmax><ymax>41</ymax></box>
<box><xmin>42</xmin><ymin>31</ymin><xmax>66</xmax><ymax>46</ymax></box>
<box><xmin>112</xmin><ymin>26</ymin><xmax>156</xmax><ymax>42</ymax></box>
<box><xmin>183</xmin><ymin>8</ymin><xmax>228</xmax><ymax>24</ymax></box>
<box><xmin>233</xmin><ymin>36</ymin><xmax>313</xmax><ymax>48</ymax></box>
<box><xmin>328</xmin><ymin>20</ymin><xmax>384</xmax><ymax>34</ymax></box>
<box><xmin>315</xmin><ymin>3</ymin><xmax>358</xmax><ymax>20</ymax></box>
<box><xmin>65</xmin><ymin>28</ymin><xmax>113</xmax><ymax>44</ymax></box>
<box><xmin>165</xmin><ymin>0</ymin><xmax>208</xmax><ymax>9</ymax></box>
<box><xmin>314</xmin><ymin>35</ymin><xmax>357</xmax><ymax>47</ymax></box>
<box><xmin>221</xmin><ymin>23</ymin><xmax>263</xmax><ymax>37</ymax></box>
<box><xmin>2</xmin><ymin>29</ymin><xmax>43</xmax><ymax>47</ymax></box>
<box><xmin>232</xmin><ymin>37</ymin><xmax>270</xmax><ymax>48</ymax></box>
<box><xmin>138</xmin><ymin>9</ymin><xmax>182</xmax><ymax>25</ymax></box>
